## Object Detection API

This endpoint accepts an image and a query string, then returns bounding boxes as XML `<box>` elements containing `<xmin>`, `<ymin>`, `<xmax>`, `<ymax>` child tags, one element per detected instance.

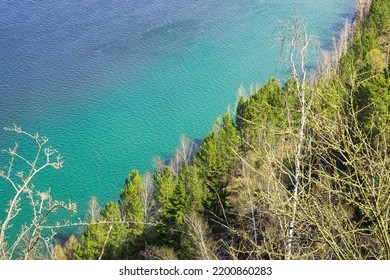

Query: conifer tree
<box><xmin>74</xmin><ymin>201</ymin><xmax>127</xmax><ymax>260</ymax></box>
<box><xmin>154</xmin><ymin>166</ymin><xmax>180</xmax><ymax>245</ymax></box>
<box><xmin>120</xmin><ymin>170</ymin><xmax>145</xmax><ymax>237</ymax></box>
<box><xmin>195</xmin><ymin>114</ymin><xmax>238</xmax><ymax>222</ymax></box>
<box><xmin>236</xmin><ymin>94</ymin><xmax>247</xmax><ymax>132</ymax></box>
<box><xmin>177</xmin><ymin>164</ymin><xmax>204</xmax><ymax>213</ymax></box>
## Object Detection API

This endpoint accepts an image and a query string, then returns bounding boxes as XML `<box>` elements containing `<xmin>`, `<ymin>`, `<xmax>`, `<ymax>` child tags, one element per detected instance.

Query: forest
<box><xmin>1</xmin><ymin>0</ymin><xmax>389</xmax><ymax>260</ymax></box>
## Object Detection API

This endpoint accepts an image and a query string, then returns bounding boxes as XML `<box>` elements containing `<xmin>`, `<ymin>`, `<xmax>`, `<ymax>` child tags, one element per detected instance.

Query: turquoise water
<box><xmin>1</xmin><ymin>0</ymin><xmax>355</xmax><ymax>231</ymax></box>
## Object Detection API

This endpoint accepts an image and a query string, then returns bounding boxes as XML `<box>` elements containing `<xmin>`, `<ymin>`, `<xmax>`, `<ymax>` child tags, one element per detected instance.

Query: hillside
<box><xmin>69</xmin><ymin>0</ymin><xmax>390</xmax><ymax>260</ymax></box>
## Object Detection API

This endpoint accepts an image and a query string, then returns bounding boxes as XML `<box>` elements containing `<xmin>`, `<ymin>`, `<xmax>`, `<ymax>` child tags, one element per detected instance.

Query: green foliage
<box><xmin>120</xmin><ymin>170</ymin><xmax>144</xmax><ymax>237</ymax></box>
<box><xmin>354</xmin><ymin>72</ymin><xmax>390</xmax><ymax>135</ymax></box>
<box><xmin>154</xmin><ymin>166</ymin><xmax>181</xmax><ymax>245</ymax></box>
<box><xmin>100</xmin><ymin>202</ymin><xmax>128</xmax><ymax>258</ymax></box>
<box><xmin>73</xmin><ymin>0</ymin><xmax>390</xmax><ymax>260</ymax></box>
<box><xmin>195</xmin><ymin>114</ymin><xmax>238</xmax><ymax>219</ymax></box>
<box><xmin>311</xmin><ymin>75</ymin><xmax>348</xmax><ymax>120</ymax></box>
<box><xmin>361</xmin><ymin>18</ymin><xmax>378</xmax><ymax>57</ymax></box>
<box><xmin>242</xmin><ymin>78</ymin><xmax>284</xmax><ymax>127</ymax></box>
<box><xmin>366</xmin><ymin>48</ymin><xmax>387</xmax><ymax>73</ymax></box>
<box><xmin>370</xmin><ymin>0</ymin><xmax>390</xmax><ymax>34</ymax></box>
<box><xmin>235</xmin><ymin>94</ymin><xmax>247</xmax><ymax>132</ymax></box>
<box><xmin>236</xmin><ymin>78</ymin><xmax>291</xmax><ymax>147</ymax></box>
<box><xmin>339</xmin><ymin>50</ymin><xmax>357</xmax><ymax>84</ymax></box>
<box><xmin>74</xmin><ymin>202</ymin><xmax>127</xmax><ymax>260</ymax></box>
<box><xmin>177</xmin><ymin>164</ymin><xmax>205</xmax><ymax>212</ymax></box>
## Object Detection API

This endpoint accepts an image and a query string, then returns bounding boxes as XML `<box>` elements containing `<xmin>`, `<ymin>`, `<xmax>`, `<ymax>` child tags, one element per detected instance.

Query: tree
<box><xmin>277</xmin><ymin>14</ymin><xmax>315</xmax><ymax>260</ymax></box>
<box><xmin>0</xmin><ymin>125</ymin><xmax>76</xmax><ymax>260</ymax></box>
<box><xmin>51</xmin><ymin>234</ymin><xmax>79</xmax><ymax>260</ymax></box>
<box><xmin>86</xmin><ymin>196</ymin><xmax>101</xmax><ymax>223</ymax></box>
<box><xmin>169</xmin><ymin>135</ymin><xmax>197</xmax><ymax>176</ymax></box>
<box><xmin>302</xmin><ymin>82</ymin><xmax>390</xmax><ymax>259</ymax></box>
<box><xmin>140</xmin><ymin>172</ymin><xmax>156</xmax><ymax>223</ymax></box>
<box><xmin>182</xmin><ymin>213</ymin><xmax>217</xmax><ymax>260</ymax></box>
<box><xmin>120</xmin><ymin>170</ymin><xmax>145</xmax><ymax>237</ymax></box>
<box><xmin>177</xmin><ymin>164</ymin><xmax>204</xmax><ymax>213</ymax></box>
<box><xmin>366</xmin><ymin>48</ymin><xmax>386</xmax><ymax>73</ymax></box>
<box><xmin>195</xmin><ymin>114</ymin><xmax>238</xmax><ymax>222</ymax></box>
<box><xmin>154</xmin><ymin>166</ymin><xmax>180</xmax><ymax>245</ymax></box>
<box><xmin>74</xmin><ymin>201</ymin><xmax>127</xmax><ymax>260</ymax></box>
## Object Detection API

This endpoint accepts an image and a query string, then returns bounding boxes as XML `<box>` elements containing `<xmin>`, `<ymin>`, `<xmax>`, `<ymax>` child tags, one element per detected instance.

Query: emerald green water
<box><xmin>0</xmin><ymin>0</ymin><xmax>356</xmax><ymax>233</ymax></box>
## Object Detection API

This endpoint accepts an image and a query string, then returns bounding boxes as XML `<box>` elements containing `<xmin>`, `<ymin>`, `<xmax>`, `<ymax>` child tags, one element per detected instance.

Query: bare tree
<box><xmin>0</xmin><ymin>124</ymin><xmax>76</xmax><ymax>259</ymax></box>
<box><xmin>141</xmin><ymin>172</ymin><xmax>155</xmax><ymax>222</ymax></box>
<box><xmin>277</xmin><ymin>14</ymin><xmax>316</xmax><ymax>260</ymax></box>
<box><xmin>357</xmin><ymin>0</ymin><xmax>373</xmax><ymax>19</ymax></box>
<box><xmin>51</xmin><ymin>234</ymin><xmax>79</xmax><ymax>260</ymax></box>
<box><xmin>86</xmin><ymin>196</ymin><xmax>101</xmax><ymax>223</ymax></box>
<box><xmin>169</xmin><ymin>135</ymin><xmax>197</xmax><ymax>176</ymax></box>
<box><xmin>302</xmin><ymin>85</ymin><xmax>390</xmax><ymax>259</ymax></box>
<box><xmin>143</xmin><ymin>245</ymin><xmax>178</xmax><ymax>260</ymax></box>
<box><xmin>183</xmin><ymin>213</ymin><xmax>218</xmax><ymax>260</ymax></box>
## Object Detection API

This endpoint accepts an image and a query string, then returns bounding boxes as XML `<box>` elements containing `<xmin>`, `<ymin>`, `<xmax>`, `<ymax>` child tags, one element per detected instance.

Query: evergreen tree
<box><xmin>236</xmin><ymin>78</ymin><xmax>288</xmax><ymax>146</ymax></box>
<box><xmin>354</xmin><ymin>72</ymin><xmax>390</xmax><ymax>136</ymax></box>
<box><xmin>154</xmin><ymin>166</ymin><xmax>180</xmax><ymax>245</ymax></box>
<box><xmin>120</xmin><ymin>170</ymin><xmax>145</xmax><ymax>237</ymax></box>
<box><xmin>195</xmin><ymin>114</ymin><xmax>238</xmax><ymax>221</ymax></box>
<box><xmin>177</xmin><ymin>164</ymin><xmax>205</xmax><ymax>213</ymax></box>
<box><xmin>118</xmin><ymin>170</ymin><xmax>146</xmax><ymax>258</ymax></box>
<box><xmin>100</xmin><ymin>202</ymin><xmax>128</xmax><ymax>259</ymax></box>
<box><xmin>74</xmin><ymin>201</ymin><xmax>127</xmax><ymax>260</ymax></box>
<box><xmin>236</xmin><ymin>94</ymin><xmax>247</xmax><ymax>132</ymax></box>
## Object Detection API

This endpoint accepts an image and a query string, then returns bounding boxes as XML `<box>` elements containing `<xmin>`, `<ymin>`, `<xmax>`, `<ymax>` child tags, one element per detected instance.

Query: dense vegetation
<box><xmin>59</xmin><ymin>0</ymin><xmax>390</xmax><ymax>260</ymax></box>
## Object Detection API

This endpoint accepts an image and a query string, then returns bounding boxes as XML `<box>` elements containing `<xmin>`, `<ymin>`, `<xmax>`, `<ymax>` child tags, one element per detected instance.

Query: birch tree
<box><xmin>277</xmin><ymin>14</ymin><xmax>315</xmax><ymax>260</ymax></box>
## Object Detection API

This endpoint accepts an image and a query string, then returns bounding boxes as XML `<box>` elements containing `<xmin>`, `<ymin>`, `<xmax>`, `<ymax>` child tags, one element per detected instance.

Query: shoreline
<box><xmin>313</xmin><ymin>0</ymin><xmax>373</xmax><ymax>80</ymax></box>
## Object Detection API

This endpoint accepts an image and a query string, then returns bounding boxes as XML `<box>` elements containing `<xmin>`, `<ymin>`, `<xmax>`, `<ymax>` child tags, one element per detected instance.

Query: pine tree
<box><xmin>154</xmin><ymin>166</ymin><xmax>179</xmax><ymax>245</ymax></box>
<box><xmin>120</xmin><ymin>170</ymin><xmax>145</xmax><ymax>237</ymax></box>
<box><xmin>177</xmin><ymin>164</ymin><xmax>205</xmax><ymax>213</ymax></box>
<box><xmin>236</xmin><ymin>94</ymin><xmax>247</xmax><ymax>132</ymax></box>
<box><xmin>74</xmin><ymin>201</ymin><xmax>127</xmax><ymax>260</ymax></box>
<box><xmin>100</xmin><ymin>202</ymin><xmax>128</xmax><ymax>259</ymax></box>
<box><xmin>195</xmin><ymin>114</ymin><xmax>239</xmax><ymax>221</ymax></box>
